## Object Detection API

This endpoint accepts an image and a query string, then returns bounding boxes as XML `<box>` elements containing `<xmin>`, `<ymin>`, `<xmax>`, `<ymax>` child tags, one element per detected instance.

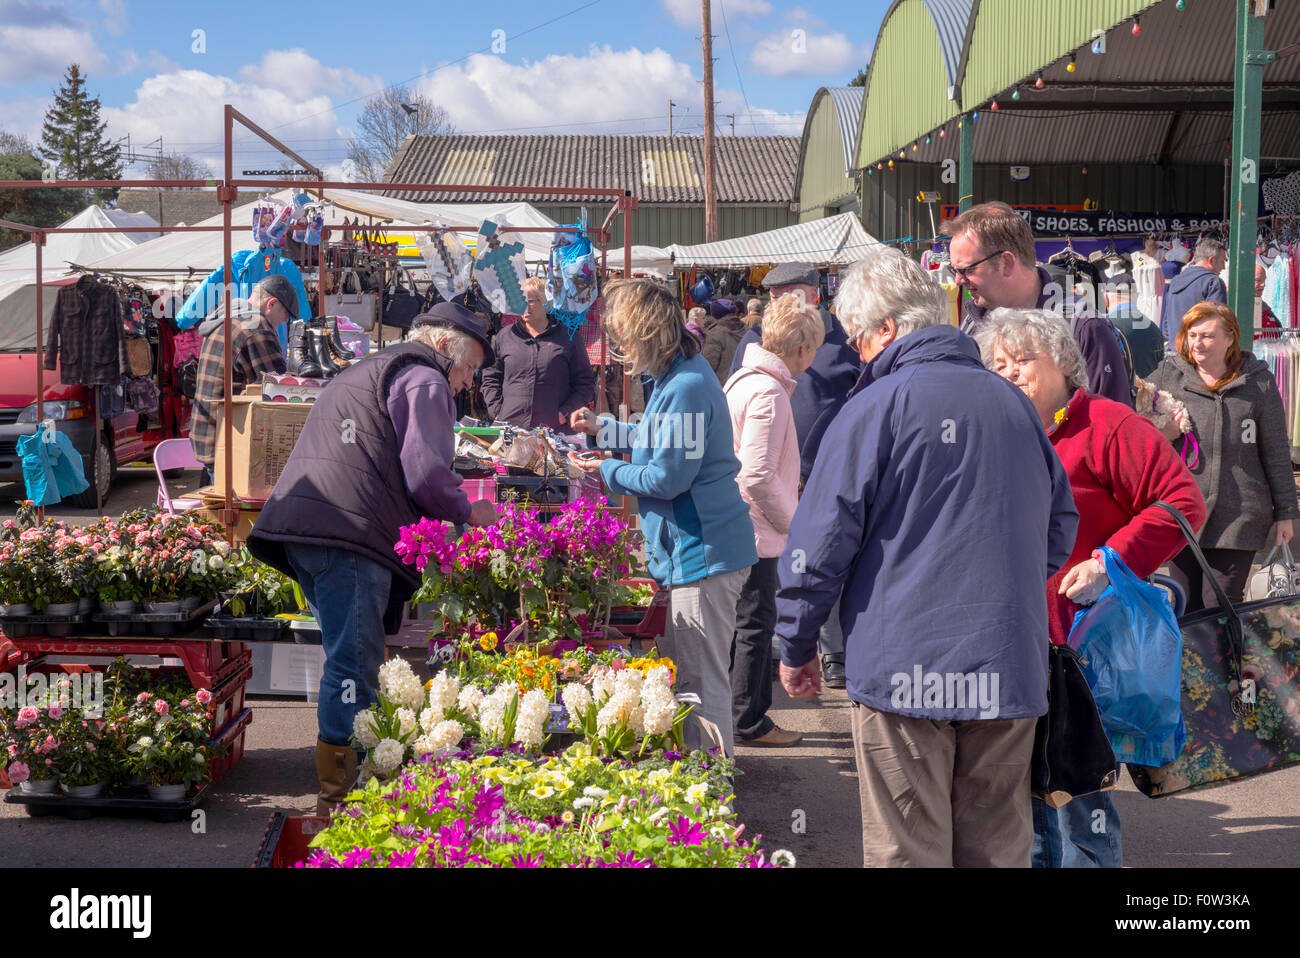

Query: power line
<box><xmin>262</xmin><ymin>0</ymin><xmax>606</xmax><ymax>135</ymax></box>
<box><xmin>717</xmin><ymin>0</ymin><xmax>758</xmax><ymax>136</ymax></box>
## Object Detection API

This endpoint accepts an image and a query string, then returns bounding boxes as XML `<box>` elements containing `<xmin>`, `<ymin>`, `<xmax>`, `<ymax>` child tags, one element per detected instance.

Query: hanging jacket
<box><xmin>1159</xmin><ymin>265</ymin><xmax>1227</xmax><ymax>342</ymax></box>
<box><xmin>728</xmin><ymin>306</ymin><xmax>862</xmax><ymax>484</ymax></box>
<box><xmin>44</xmin><ymin>276</ymin><xmax>127</xmax><ymax>386</ymax></box>
<box><xmin>775</xmin><ymin>324</ymin><xmax>1078</xmax><ymax>721</ymax></box>
<box><xmin>17</xmin><ymin>424</ymin><xmax>89</xmax><ymax>506</ymax></box>
<box><xmin>177</xmin><ymin>249</ymin><xmax>312</xmax><ymax>350</ymax></box>
<box><xmin>597</xmin><ymin>351</ymin><xmax>757</xmax><ymax>587</ymax></box>
<box><xmin>1146</xmin><ymin>353</ymin><xmax>1299</xmax><ymax>550</ymax></box>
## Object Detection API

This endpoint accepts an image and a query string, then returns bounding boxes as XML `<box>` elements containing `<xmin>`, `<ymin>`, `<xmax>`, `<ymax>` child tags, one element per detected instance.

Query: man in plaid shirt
<box><xmin>190</xmin><ymin>276</ymin><xmax>291</xmax><ymax>481</ymax></box>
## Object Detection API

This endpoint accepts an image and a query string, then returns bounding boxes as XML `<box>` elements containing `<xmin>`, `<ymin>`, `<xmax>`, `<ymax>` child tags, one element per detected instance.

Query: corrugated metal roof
<box><xmin>826</xmin><ymin>87</ymin><xmax>865</xmax><ymax>172</ymax></box>
<box><xmin>922</xmin><ymin>0</ymin><xmax>975</xmax><ymax>87</ymax></box>
<box><xmin>383</xmin><ymin>134</ymin><xmax>800</xmax><ymax>204</ymax></box>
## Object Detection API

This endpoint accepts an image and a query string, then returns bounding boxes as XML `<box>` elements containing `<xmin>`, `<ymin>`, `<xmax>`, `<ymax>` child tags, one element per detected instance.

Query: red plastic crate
<box><xmin>253</xmin><ymin>812</ymin><xmax>331</xmax><ymax>867</ymax></box>
<box><xmin>207</xmin><ymin>707</ymin><xmax>252</xmax><ymax>786</ymax></box>
<box><xmin>208</xmin><ymin>664</ymin><xmax>252</xmax><ymax>736</ymax></box>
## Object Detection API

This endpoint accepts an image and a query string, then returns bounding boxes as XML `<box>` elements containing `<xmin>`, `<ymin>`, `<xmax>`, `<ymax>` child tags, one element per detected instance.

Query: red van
<box><xmin>0</xmin><ymin>352</ymin><xmax>185</xmax><ymax>508</ymax></box>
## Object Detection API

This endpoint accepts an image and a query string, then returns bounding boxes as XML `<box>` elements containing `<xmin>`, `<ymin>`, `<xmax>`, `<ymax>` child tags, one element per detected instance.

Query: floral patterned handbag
<box><xmin>1129</xmin><ymin>502</ymin><xmax>1300</xmax><ymax>797</ymax></box>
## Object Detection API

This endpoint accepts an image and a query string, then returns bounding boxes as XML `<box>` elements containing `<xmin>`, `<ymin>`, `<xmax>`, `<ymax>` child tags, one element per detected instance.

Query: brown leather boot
<box><xmin>315</xmin><ymin>739</ymin><xmax>358</xmax><ymax>816</ymax></box>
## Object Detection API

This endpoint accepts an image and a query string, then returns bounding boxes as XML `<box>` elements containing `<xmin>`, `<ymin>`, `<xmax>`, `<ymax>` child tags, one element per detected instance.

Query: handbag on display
<box><xmin>1246</xmin><ymin>541</ymin><xmax>1300</xmax><ymax>601</ymax></box>
<box><xmin>1030</xmin><ymin>644</ymin><xmax>1119</xmax><ymax>809</ymax></box>
<box><xmin>325</xmin><ymin>268</ymin><xmax>377</xmax><ymax>331</ymax></box>
<box><xmin>382</xmin><ymin>268</ymin><xmax>423</xmax><ymax>331</ymax></box>
<box><xmin>1127</xmin><ymin>502</ymin><xmax>1300</xmax><ymax>798</ymax></box>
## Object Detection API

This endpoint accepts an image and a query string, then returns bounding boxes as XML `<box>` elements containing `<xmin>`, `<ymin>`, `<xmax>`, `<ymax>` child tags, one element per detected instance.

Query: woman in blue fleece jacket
<box><xmin>569</xmin><ymin>279</ymin><xmax>757</xmax><ymax>756</ymax></box>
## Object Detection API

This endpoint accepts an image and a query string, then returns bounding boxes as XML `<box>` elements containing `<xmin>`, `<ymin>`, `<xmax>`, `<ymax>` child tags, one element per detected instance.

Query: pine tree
<box><xmin>39</xmin><ymin>64</ymin><xmax>122</xmax><ymax>203</ymax></box>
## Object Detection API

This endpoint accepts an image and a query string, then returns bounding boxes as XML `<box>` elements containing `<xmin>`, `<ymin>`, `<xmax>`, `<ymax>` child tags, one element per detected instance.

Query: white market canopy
<box><xmin>663</xmin><ymin>213</ymin><xmax>879</xmax><ymax>269</ymax></box>
<box><xmin>75</xmin><ymin>189</ymin><xmax>567</xmax><ymax>285</ymax></box>
<box><xmin>0</xmin><ymin>205</ymin><xmax>160</xmax><ymax>352</ymax></box>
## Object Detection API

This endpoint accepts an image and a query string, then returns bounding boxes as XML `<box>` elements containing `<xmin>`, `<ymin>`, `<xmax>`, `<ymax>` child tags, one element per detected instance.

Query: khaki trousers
<box><xmin>849</xmin><ymin>702</ymin><xmax>1035</xmax><ymax>868</ymax></box>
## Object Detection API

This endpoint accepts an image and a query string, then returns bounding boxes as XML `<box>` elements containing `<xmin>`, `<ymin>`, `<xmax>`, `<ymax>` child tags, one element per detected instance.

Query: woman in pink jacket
<box><xmin>724</xmin><ymin>293</ymin><xmax>826</xmax><ymax>747</ymax></box>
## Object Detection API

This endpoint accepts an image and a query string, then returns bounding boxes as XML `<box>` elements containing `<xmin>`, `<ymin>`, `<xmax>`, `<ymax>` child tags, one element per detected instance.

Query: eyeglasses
<box><xmin>950</xmin><ymin>249</ymin><xmax>1008</xmax><ymax>279</ymax></box>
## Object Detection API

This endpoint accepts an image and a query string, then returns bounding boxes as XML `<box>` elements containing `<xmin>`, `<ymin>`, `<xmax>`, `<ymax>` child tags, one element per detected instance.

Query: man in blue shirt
<box><xmin>1104</xmin><ymin>273</ymin><xmax>1166</xmax><ymax>379</ymax></box>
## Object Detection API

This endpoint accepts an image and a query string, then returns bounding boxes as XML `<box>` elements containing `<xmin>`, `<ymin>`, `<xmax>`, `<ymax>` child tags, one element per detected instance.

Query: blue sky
<box><xmin>0</xmin><ymin>0</ymin><xmax>889</xmax><ymax>179</ymax></box>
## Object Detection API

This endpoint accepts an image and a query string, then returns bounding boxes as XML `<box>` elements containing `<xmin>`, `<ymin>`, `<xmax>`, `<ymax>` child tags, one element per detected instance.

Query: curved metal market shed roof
<box><xmin>855</xmin><ymin>0</ymin><xmax>1300</xmax><ymax>171</ymax></box>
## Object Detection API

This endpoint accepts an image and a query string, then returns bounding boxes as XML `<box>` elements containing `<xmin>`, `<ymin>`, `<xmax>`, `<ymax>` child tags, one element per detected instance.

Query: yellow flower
<box><xmin>424</xmin><ymin>678</ymin><xmax>433</xmax><ymax>691</ymax></box>
<box><xmin>473</xmin><ymin>755</ymin><xmax>498</xmax><ymax>768</ymax></box>
<box><xmin>529</xmin><ymin>785</ymin><xmax>555</xmax><ymax>800</ymax></box>
<box><xmin>512</xmin><ymin>758</ymin><xmax>534</xmax><ymax>770</ymax></box>
<box><xmin>479</xmin><ymin>632</ymin><xmax>498</xmax><ymax>651</ymax></box>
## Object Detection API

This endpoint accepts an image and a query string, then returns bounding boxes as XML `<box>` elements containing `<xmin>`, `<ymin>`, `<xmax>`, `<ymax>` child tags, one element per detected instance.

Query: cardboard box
<box><xmin>213</xmin><ymin>396</ymin><xmax>312</xmax><ymax>501</ymax></box>
<box><xmin>261</xmin><ymin>373</ymin><xmax>328</xmax><ymax>404</ymax></box>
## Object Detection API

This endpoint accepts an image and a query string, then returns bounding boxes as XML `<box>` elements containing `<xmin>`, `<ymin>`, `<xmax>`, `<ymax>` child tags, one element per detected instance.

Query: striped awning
<box><xmin>665</xmin><ymin>213</ymin><xmax>881</xmax><ymax>268</ymax></box>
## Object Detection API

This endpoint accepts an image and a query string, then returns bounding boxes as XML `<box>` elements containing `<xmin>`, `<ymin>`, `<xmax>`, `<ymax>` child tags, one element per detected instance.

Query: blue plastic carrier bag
<box><xmin>1067</xmin><ymin>546</ymin><xmax>1186</xmax><ymax>767</ymax></box>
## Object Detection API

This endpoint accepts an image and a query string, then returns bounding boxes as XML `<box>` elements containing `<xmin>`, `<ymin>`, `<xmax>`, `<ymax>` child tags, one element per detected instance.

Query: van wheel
<box><xmin>68</xmin><ymin>435</ymin><xmax>114</xmax><ymax>510</ymax></box>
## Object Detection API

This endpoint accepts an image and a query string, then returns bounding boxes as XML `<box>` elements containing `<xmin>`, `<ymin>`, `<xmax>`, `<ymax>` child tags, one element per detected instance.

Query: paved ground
<box><xmin>3</xmin><ymin>668</ymin><xmax>1296</xmax><ymax>868</ymax></box>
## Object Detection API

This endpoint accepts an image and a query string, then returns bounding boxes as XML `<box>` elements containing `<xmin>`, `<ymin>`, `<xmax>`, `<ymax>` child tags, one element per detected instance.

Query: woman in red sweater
<box><xmin>976</xmin><ymin>308</ymin><xmax>1206</xmax><ymax>870</ymax></box>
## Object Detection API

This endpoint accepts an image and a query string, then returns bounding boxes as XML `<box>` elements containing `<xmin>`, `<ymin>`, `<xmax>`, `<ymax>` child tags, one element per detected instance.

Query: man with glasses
<box><xmin>942</xmin><ymin>202</ymin><xmax>1131</xmax><ymax>406</ymax></box>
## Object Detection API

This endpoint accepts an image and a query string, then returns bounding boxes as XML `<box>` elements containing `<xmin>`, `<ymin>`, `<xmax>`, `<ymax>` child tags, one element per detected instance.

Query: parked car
<box><xmin>0</xmin><ymin>351</ymin><xmax>185</xmax><ymax>508</ymax></box>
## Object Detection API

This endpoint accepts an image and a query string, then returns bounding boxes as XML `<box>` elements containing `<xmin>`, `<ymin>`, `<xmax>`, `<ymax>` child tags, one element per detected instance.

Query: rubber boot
<box><xmin>288</xmin><ymin>320</ymin><xmax>322</xmax><ymax>378</ymax></box>
<box><xmin>326</xmin><ymin>316</ymin><xmax>356</xmax><ymax>363</ymax></box>
<box><xmin>308</xmin><ymin>328</ymin><xmax>346</xmax><ymax>377</ymax></box>
<box><xmin>315</xmin><ymin>738</ymin><xmax>358</xmax><ymax>816</ymax></box>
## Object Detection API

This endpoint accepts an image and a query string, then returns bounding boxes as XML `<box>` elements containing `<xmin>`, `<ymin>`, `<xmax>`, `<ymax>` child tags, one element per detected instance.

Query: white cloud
<box><xmin>100</xmin><ymin>0</ymin><xmax>127</xmax><ymax>37</ymax></box>
<box><xmin>237</xmin><ymin>49</ymin><xmax>383</xmax><ymax>103</ymax></box>
<box><xmin>0</xmin><ymin>19</ymin><xmax>109</xmax><ymax>83</ymax></box>
<box><xmin>748</xmin><ymin>27</ymin><xmax>865</xmax><ymax>78</ymax></box>
<box><xmin>661</xmin><ymin>0</ymin><xmax>774</xmax><ymax>28</ymax></box>
<box><xmin>102</xmin><ymin>69</ymin><xmax>350</xmax><ymax>180</ymax></box>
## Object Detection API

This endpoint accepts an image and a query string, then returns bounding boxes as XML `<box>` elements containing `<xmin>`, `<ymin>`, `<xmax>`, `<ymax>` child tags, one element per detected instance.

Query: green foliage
<box><xmin>0</xmin><ymin>152</ymin><xmax>82</xmax><ymax>250</ymax></box>
<box><xmin>39</xmin><ymin>63</ymin><xmax>122</xmax><ymax>204</ymax></box>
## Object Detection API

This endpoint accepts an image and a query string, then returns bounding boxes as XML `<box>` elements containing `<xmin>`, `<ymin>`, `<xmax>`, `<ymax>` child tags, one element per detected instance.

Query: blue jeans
<box><xmin>284</xmin><ymin>543</ymin><xmax>392</xmax><ymax>746</ymax></box>
<box><xmin>1031</xmin><ymin>790</ymin><xmax>1122</xmax><ymax>868</ymax></box>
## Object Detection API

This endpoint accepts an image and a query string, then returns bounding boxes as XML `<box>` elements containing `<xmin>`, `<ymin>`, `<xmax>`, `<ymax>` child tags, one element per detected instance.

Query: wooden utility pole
<box><xmin>701</xmin><ymin>0</ymin><xmax>718</xmax><ymax>242</ymax></box>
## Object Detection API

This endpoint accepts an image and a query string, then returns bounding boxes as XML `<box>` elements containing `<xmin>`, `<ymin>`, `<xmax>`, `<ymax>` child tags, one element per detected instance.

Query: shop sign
<box><xmin>1013</xmin><ymin>208</ymin><xmax>1225</xmax><ymax>237</ymax></box>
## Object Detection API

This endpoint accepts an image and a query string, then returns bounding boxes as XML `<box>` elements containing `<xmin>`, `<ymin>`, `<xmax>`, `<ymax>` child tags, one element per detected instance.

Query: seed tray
<box><xmin>91</xmin><ymin>600</ymin><xmax>218</xmax><ymax>636</ymax></box>
<box><xmin>204</xmin><ymin>615</ymin><xmax>290</xmax><ymax>641</ymax></box>
<box><xmin>4</xmin><ymin>783</ymin><xmax>211</xmax><ymax>822</ymax></box>
<box><xmin>0</xmin><ymin>612</ymin><xmax>91</xmax><ymax>638</ymax></box>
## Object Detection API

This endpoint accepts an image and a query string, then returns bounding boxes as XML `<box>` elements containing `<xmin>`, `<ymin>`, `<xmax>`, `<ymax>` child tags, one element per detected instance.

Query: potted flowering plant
<box><xmin>1</xmin><ymin>694</ymin><xmax>65</xmax><ymax>793</ymax></box>
<box><xmin>399</xmin><ymin>517</ymin><xmax>517</xmax><ymax>635</ymax></box>
<box><xmin>123</xmin><ymin>689</ymin><xmax>220</xmax><ymax>798</ymax></box>
<box><xmin>55</xmin><ymin>713</ymin><xmax>113</xmax><ymax>797</ymax></box>
<box><xmin>0</xmin><ymin>502</ymin><xmax>41</xmax><ymax>614</ymax></box>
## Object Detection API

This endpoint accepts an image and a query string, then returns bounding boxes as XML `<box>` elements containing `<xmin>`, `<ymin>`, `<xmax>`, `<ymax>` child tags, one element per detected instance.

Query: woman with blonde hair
<box><xmin>568</xmin><ymin>278</ymin><xmax>757</xmax><ymax>756</ymax></box>
<box><xmin>724</xmin><ymin>293</ymin><xmax>825</xmax><ymax>747</ymax></box>
<box><xmin>1147</xmin><ymin>302</ymin><xmax>1299</xmax><ymax>610</ymax></box>
<box><xmin>480</xmin><ymin>275</ymin><xmax>594</xmax><ymax>428</ymax></box>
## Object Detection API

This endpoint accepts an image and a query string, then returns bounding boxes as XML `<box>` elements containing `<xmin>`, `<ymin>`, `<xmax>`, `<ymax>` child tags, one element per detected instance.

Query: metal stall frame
<box><xmin>0</xmin><ymin>104</ymin><xmax>637</xmax><ymax>536</ymax></box>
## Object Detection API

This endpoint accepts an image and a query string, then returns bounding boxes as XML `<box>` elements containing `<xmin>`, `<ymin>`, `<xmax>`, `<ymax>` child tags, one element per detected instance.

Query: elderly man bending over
<box><xmin>774</xmin><ymin>248</ymin><xmax>1078</xmax><ymax>868</ymax></box>
<box><xmin>249</xmin><ymin>303</ymin><xmax>501</xmax><ymax>814</ymax></box>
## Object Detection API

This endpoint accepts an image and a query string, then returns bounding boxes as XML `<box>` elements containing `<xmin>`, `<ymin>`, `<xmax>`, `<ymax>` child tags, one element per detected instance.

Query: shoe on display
<box><xmin>287</xmin><ymin>320</ymin><xmax>322</xmax><ymax>377</ymax></box>
<box><xmin>741</xmin><ymin>725</ymin><xmax>803</xmax><ymax>748</ymax></box>
<box><xmin>308</xmin><ymin>327</ymin><xmax>346</xmax><ymax>377</ymax></box>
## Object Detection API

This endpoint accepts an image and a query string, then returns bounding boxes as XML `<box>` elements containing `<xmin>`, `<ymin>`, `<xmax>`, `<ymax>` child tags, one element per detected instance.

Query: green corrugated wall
<box><xmin>538</xmin><ymin>204</ymin><xmax>795</xmax><ymax>249</ymax></box>
<box><xmin>856</xmin><ymin>1</ymin><xmax>958</xmax><ymax>171</ymax></box>
<box><xmin>856</xmin><ymin>0</ymin><xmax>1162</xmax><ymax>170</ymax></box>
<box><xmin>799</xmin><ymin>92</ymin><xmax>860</xmax><ymax>222</ymax></box>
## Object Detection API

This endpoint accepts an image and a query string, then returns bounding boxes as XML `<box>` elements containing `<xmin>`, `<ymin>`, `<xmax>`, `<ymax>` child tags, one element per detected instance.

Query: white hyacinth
<box><xmin>561</xmin><ymin>682</ymin><xmax>593</xmax><ymax>723</ymax></box>
<box><xmin>457</xmin><ymin>685</ymin><xmax>484</xmax><ymax>718</ymax></box>
<box><xmin>412</xmin><ymin>719</ymin><xmax>464</xmax><ymax>758</ymax></box>
<box><xmin>589</xmin><ymin>668</ymin><xmax>615</xmax><ymax>705</ymax></box>
<box><xmin>641</xmin><ymin>701</ymin><xmax>676</xmax><ymax>736</ymax></box>
<box><xmin>419</xmin><ymin>705</ymin><xmax>444</xmax><ymax>734</ymax></box>
<box><xmin>352</xmin><ymin>711</ymin><xmax>380</xmax><ymax>749</ymax></box>
<box><xmin>644</xmin><ymin>666</ymin><xmax>673</xmax><ymax>691</ymax></box>
<box><xmin>614</xmin><ymin>667</ymin><xmax>643</xmax><ymax>695</ymax></box>
<box><xmin>371</xmin><ymin>737</ymin><xmax>404</xmax><ymax>773</ymax></box>
<box><xmin>395</xmin><ymin>707</ymin><xmax>418</xmax><ymax>740</ymax></box>
<box><xmin>426</xmin><ymin>671</ymin><xmax>460</xmax><ymax>715</ymax></box>
<box><xmin>479</xmin><ymin>682</ymin><xmax>519</xmax><ymax>744</ymax></box>
<box><xmin>378</xmin><ymin>658</ymin><xmax>426</xmax><ymax>711</ymax></box>
<box><xmin>596</xmin><ymin>689</ymin><xmax>638</xmax><ymax>736</ymax></box>
<box><xmin>514</xmin><ymin>689</ymin><xmax>550</xmax><ymax>749</ymax></box>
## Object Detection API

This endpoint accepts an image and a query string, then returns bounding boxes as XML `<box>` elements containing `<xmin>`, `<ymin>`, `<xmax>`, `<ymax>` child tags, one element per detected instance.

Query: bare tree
<box><xmin>0</xmin><ymin>128</ymin><xmax>36</xmax><ymax>157</ymax></box>
<box><xmin>346</xmin><ymin>86</ymin><xmax>454</xmax><ymax>182</ymax></box>
<box><xmin>145</xmin><ymin>151</ymin><xmax>215</xmax><ymax>188</ymax></box>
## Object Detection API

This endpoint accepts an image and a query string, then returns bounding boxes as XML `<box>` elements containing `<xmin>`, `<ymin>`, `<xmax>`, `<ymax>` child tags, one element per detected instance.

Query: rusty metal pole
<box><xmin>221</xmin><ymin>105</ymin><xmax>236</xmax><ymax>544</ymax></box>
<box><xmin>34</xmin><ymin>232</ymin><xmax>44</xmax><ymax>522</ymax></box>
<box><xmin>598</xmin><ymin>237</ymin><xmax>608</xmax><ymax>415</ymax></box>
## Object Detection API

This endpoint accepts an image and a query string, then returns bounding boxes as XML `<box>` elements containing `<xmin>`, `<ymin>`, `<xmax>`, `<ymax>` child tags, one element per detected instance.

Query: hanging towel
<box><xmin>17</xmin><ymin>423</ymin><xmax>89</xmax><ymax>506</ymax></box>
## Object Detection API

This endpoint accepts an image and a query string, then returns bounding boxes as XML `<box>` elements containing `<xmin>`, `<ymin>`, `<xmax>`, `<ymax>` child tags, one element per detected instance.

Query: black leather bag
<box><xmin>1030</xmin><ymin>644</ymin><xmax>1119</xmax><ymax>808</ymax></box>
<box><xmin>383</xmin><ymin>268</ymin><xmax>422</xmax><ymax>331</ymax></box>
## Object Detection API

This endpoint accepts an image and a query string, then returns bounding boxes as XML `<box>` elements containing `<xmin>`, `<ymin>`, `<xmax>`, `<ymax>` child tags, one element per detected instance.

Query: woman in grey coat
<box><xmin>1147</xmin><ymin>302</ymin><xmax>1299</xmax><ymax>611</ymax></box>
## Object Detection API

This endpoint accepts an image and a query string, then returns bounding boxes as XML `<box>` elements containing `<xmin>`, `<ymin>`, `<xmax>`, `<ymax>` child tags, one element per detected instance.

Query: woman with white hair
<box><xmin>975</xmin><ymin>307</ymin><xmax>1205</xmax><ymax>869</ymax></box>
<box><xmin>724</xmin><ymin>293</ymin><xmax>825</xmax><ymax>748</ymax></box>
<box><xmin>774</xmin><ymin>248</ymin><xmax>1080</xmax><ymax>868</ymax></box>
<box><xmin>567</xmin><ymin>278</ymin><xmax>757</xmax><ymax>756</ymax></box>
